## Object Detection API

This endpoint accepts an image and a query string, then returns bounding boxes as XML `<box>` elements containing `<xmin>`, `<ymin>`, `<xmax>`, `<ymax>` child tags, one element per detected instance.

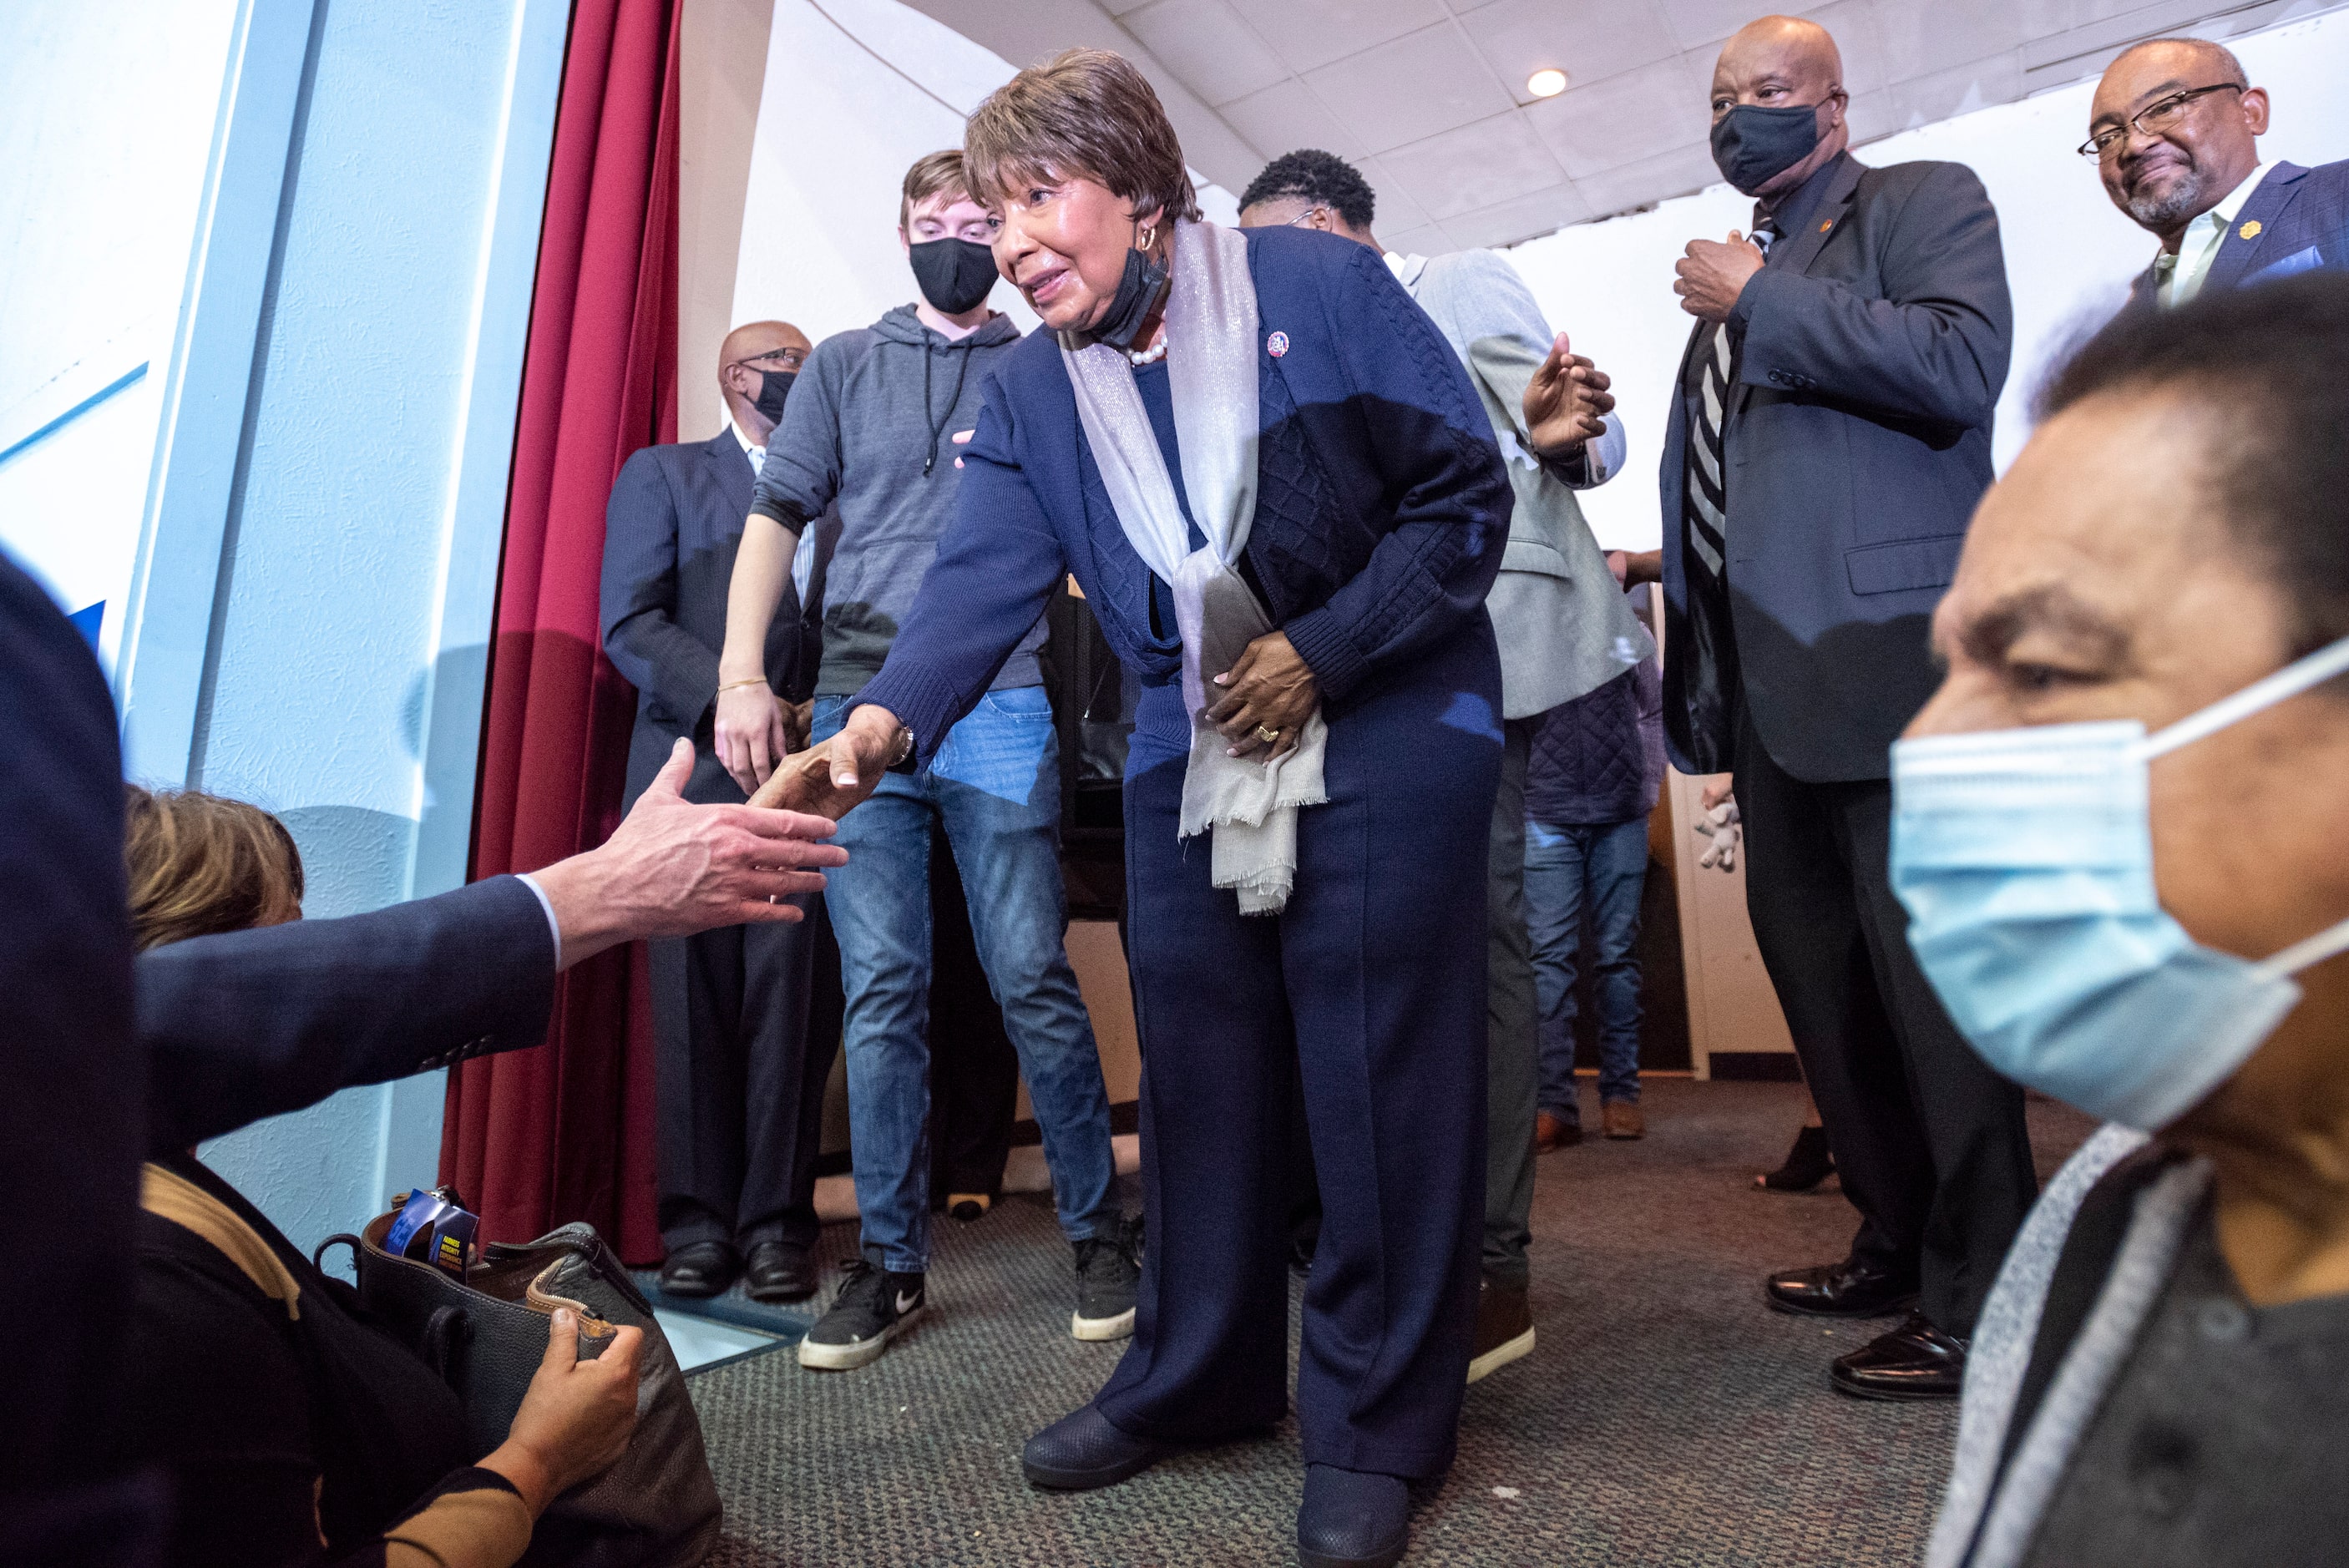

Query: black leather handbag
<box><xmin>319</xmin><ymin>1212</ymin><xmax>722</xmax><ymax>1568</ymax></box>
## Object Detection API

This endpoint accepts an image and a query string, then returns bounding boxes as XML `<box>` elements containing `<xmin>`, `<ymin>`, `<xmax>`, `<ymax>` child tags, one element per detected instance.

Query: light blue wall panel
<box><xmin>189</xmin><ymin>0</ymin><xmax>568</xmax><ymax>1255</ymax></box>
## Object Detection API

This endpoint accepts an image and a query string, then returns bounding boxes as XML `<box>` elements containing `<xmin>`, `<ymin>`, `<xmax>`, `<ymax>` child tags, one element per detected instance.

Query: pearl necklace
<box><xmin>1126</xmin><ymin>336</ymin><xmax>1167</xmax><ymax>367</ymax></box>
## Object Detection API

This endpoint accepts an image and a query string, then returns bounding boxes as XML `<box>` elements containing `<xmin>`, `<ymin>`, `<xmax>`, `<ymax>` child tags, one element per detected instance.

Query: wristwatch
<box><xmin>886</xmin><ymin>726</ymin><xmax>916</xmax><ymax>771</ymax></box>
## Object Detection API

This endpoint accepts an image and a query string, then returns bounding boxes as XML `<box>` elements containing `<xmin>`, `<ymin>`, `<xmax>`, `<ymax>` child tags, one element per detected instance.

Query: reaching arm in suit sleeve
<box><xmin>139</xmin><ymin>876</ymin><xmax>557</xmax><ymax>1151</ymax></box>
<box><xmin>600</xmin><ymin>448</ymin><xmax>719</xmax><ymax>727</ymax></box>
<box><xmin>1280</xmin><ymin>243</ymin><xmax>1511</xmax><ymax>702</ymax></box>
<box><xmin>848</xmin><ymin>384</ymin><xmax>1066</xmax><ymax>765</ymax></box>
<box><xmin>1731</xmin><ymin>161</ymin><xmax>2012</xmax><ymax>429</ymax></box>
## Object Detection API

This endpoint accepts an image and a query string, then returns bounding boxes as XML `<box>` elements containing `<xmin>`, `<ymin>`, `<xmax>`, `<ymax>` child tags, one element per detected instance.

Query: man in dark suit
<box><xmin>1542</xmin><ymin>13</ymin><xmax>2035</xmax><ymax>1400</ymax></box>
<box><xmin>600</xmin><ymin>319</ymin><xmax>838</xmax><ymax>1303</ymax></box>
<box><xmin>2086</xmin><ymin>38</ymin><xmax>2349</xmax><ymax>310</ymax></box>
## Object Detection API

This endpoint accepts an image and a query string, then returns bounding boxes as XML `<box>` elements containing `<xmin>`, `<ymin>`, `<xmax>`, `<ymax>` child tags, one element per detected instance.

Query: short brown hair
<box><xmin>901</xmin><ymin>149</ymin><xmax>974</xmax><ymax>230</ymax></box>
<box><xmin>964</xmin><ymin>48</ymin><xmax>1200</xmax><ymax>229</ymax></box>
<box><xmin>124</xmin><ymin>785</ymin><xmax>305</xmax><ymax>952</ymax></box>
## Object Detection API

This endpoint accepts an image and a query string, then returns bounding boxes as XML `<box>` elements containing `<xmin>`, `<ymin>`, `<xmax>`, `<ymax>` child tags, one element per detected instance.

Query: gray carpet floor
<box><xmin>686</xmin><ymin>1079</ymin><xmax>2094</xmax><ymax>1566</ymax></box>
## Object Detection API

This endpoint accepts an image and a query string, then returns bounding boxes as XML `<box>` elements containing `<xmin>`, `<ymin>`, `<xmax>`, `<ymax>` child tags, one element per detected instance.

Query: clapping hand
<box><xmin>1521</xmin><ymin>331</ymin><xmax>1614</xmax><ymax>459</ymax></box>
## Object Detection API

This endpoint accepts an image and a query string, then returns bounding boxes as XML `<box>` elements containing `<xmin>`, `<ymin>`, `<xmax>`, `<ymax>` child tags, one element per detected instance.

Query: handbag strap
<box><xmin>312</xmin><ymin>1232</ymin><xmax>362</xmax><ymax>1274</ymax></box>
<box><xmin>143</xmin><ymin>1162</ymin><xmax>301</xmax><ymax>1320</ymax></box>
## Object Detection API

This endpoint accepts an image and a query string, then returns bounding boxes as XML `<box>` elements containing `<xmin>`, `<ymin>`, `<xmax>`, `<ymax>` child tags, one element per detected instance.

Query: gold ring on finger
<box><xmin>1254</xmin><ymin>725</ymin><xmax>1281</xmax><ymax>745</ymax></box>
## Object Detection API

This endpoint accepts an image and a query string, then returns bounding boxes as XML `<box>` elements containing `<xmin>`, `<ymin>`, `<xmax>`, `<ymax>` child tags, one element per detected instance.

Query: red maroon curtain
<box><xmin>441</xmin><ymin>0</ymin><xmax>682</xmax><ymax>1265</ymax></box>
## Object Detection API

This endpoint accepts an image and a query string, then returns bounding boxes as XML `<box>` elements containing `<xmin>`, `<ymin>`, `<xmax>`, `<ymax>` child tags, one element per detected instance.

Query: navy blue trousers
<box><xmin>1096</xmin><ymin>620</ymin><xmax>1501</xmax><ymax>1479</ymax></box>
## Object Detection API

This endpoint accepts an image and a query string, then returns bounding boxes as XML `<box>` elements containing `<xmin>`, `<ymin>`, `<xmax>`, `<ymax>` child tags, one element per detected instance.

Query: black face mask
<box><xmin>1710</xmin><ymin>102</ymin><xmax>1824</xmax><ymax>196</ymax></box>
<box><xmin>752</xmin><ymin>367</ymin><xmax>794</xmax><ymax>426</ymax></box>
<box><xmin>1083</xmin><ymin>242</ymin><xmax>1172</xmax><ymax>352</ymax></box>
<box><xmin>909</xmin><ymin>237</ymin><xmax>1000</xmax><ymax>315</ymax></box>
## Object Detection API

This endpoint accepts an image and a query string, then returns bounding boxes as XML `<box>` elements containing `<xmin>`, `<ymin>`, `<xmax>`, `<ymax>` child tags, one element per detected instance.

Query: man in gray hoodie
<box><xmin>716</xmin><ymin>151</ymin><xmax>1132</xmax><ymax>1373</ymax></box>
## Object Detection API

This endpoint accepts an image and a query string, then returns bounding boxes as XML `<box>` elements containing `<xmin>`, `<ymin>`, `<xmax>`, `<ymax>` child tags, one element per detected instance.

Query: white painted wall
<box><xmin>1501</xmin><ymin>6</ymin><xmax>2349</xmax><ymax>551</ymax></box>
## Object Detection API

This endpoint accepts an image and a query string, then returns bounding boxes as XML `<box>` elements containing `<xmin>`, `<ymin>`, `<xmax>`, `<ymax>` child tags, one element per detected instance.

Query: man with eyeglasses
<box><xmin>599</xmin><ymin>317</ymin><xmax>839</xmax><ymax>1304</ymax></box>
<box><xmin>2084</xmin><ymin>37</ymin><xmax>2349</xmax><ymax>310</ymax></box>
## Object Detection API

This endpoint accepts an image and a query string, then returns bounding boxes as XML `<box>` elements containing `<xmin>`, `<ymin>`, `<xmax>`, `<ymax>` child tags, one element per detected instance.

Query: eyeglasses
<box><xmin>729</xmin><ymin>346</ymin><xmax>806</xmax><ymax>372</ymax></box>
<box><xmin>1284</xmin><ymin>207</ymin><xmax>1327</xmax><ymax>229</ymax></box>
<box><xmin>2078</xmin><ymin>82</ymin><xmax>2245</xmax><ymax>159</ymax></box>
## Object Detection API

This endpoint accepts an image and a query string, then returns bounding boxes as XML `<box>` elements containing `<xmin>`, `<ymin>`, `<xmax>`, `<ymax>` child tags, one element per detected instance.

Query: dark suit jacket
<box><xmin>1</xmin><ymin>552</ymin><xmax>154</xmax><ymax>1549</ymax></box>
<box><xmin>600</xmin><ymin>430</ymin><xmax>811</xmax><ymax>809</ymax></box>
<box><xmin>1659</xmin><ymin>153</ymin><xmax>2012</xmax><ymax>781</ymax></box>
<box><xmin>2125</xmin><ymin>159</ymin><xmax>2349</xmax><ymax>308</ymax></box>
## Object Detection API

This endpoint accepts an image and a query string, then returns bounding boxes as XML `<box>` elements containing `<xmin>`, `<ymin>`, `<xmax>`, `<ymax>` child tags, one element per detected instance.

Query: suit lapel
<box><xmin>1726</xmin><ymin>155</ymin><xmax>1863</xmax><ymax>430</ymax></box>
<box><xmin>707</xmin><ymin>429</ymin><xmax>753</xmax><ymax>522</ymax></box>
<box><xmin>2203</xmin><ymin>163</ymin><xmax>2306</xmax><ymax>296</ymax></box>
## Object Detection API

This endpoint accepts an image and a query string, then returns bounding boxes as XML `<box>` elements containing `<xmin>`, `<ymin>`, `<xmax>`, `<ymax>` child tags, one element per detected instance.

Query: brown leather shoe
<box><xmin>1602</xmin><ymin>1100</ymin><xmax>1644</xmax><ymax>1140</ymax></box>
<box><xmin>1830</xmin><ymin>1310</ymin><xmax>1966</xmax><ymax>1401</ymax></box>
<box><xmin>1532</xmin><ymin>1110</ymin><xmax>1581</xmax><ymax>1152</ymax></box>
<box><xmin>1467</xmin><ymin>1277</ymin><xmax>1535</xmax><ymax>1383</ymax></box>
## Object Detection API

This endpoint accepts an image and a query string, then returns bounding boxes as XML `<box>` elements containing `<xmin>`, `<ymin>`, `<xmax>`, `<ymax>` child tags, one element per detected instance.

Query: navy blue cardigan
<box><xmin>855</xmin><ymin>225</ymin><xmax>1511</xmax><ymax>763</ymax></box>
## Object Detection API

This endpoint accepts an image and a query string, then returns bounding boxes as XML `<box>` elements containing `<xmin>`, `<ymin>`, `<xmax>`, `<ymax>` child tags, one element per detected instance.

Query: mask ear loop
<box><xmin>2256</xmin><ymin>916</ymin><xmax>2349</xmax><ymax>982</ymax></box>
<box><xmin>2136</xmin><ymin>635</ymin><xmax>2349</xmax><ymax>761</ymax></box>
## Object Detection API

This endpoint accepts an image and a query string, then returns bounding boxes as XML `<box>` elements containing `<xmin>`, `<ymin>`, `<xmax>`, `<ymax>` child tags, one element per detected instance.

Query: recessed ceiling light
<box><xmin>1527</xmin><ymin>68</ymin><xmax>1567</xmax><ymax>98</ymax></box>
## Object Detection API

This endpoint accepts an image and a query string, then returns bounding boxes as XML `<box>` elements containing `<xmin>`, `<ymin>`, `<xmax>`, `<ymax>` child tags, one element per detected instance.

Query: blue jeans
<box><xmin>814</xmin><ymin>690</ymin><xmax>1116</xmax><ymax>1272</ymax></box>
<box><xmin>1523</xmin><ymin>816</ymin><xmax>1648</xmax><ymax>1119</ymax></box>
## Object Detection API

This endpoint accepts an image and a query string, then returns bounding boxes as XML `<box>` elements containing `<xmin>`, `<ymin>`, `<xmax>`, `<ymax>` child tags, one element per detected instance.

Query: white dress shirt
<box><xmin>2154</xmin><ymin>162</ymin><xmax>2273</xmax><ymax>310</ymax></box>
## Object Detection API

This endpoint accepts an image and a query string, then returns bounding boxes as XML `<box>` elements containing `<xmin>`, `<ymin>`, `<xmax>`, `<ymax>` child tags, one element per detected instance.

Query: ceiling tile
<box><xmin>1440</xmin><ymin>182</ymin><xmax>1597</xmax><ymax>250</ymax></box>
<box><xmin>1378</xmin><ymin>221</ymin><xmax>1452</xmax><ymax>258</ymax></box>
<box><xmin>1881</xmin><ymin>48</ymin><xmax>2023</xmax><ymax>134</ymax></box>
<box><xmin>1305</xmin><ymin>21</ymin><xmax>1518</xmax><ymax>154</ymax></box>
<box><xmin>1568</xmin><ymin>139</ymin><xmax>1724</xmax><ymax>217</ymax></box>
<box><xmin>1098</xmin><ymin>0</ymin><xmax>1159</xmax><ymax>13</ymax></box>
<box><xmin>1869</xmin><ymin>0</ymin><xmax>2028</xmax><ymax>82</ymax></box>
<box><xmin>1218</xmin><ymin>78</ymin><xmax>1369</xmax><ymax>162</ymax></box>
<box><xmin>1355</xmin><ymin>153</ymin><xmax>1436</xmax><ymax>230</ymax></box>
<box><xmin>1657</xmin><ymin>0</ymin><xmax>1827</xmax><ymax>52</ymax></box>
<box><xmin>1376</xmin><ymin>110</ymin><xmax>1570</xmax><ymax>220</ymax></box>
<box><xmin>1524</xmin><ymin>53</ymin><xmax>1714</xmax><ymax>177</ymax></box>
<box><xmin>1227</xmin><ymin>0</ymin><xmax>1450</xmax><ymax>75</ymax></box>
<box><xmin>1458</xmin><ymin>0</ymin><xmax>1680</xmax><ymax>99</ymax></box>
<box><xmin>1121</xmin><ymin>0</ymin><xmax>1292</xmax><ymax>107</ymax></box>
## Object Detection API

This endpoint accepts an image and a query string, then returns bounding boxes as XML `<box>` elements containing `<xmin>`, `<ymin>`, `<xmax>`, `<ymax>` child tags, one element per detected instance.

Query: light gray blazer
<box><xmin>1390</xmin><ymin>250</ymin><xmax>1648</xmax><ymax>719</ymax></box>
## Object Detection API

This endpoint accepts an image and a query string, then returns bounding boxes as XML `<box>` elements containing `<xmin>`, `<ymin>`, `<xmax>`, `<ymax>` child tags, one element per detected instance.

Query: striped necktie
<box><xmin>1683</xmin><ymin>213</ymin><xmax>1777</xmax><ymax>589</ymax></box>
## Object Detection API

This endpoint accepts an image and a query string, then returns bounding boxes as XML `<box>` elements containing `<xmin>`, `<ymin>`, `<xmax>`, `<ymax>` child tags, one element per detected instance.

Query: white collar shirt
<box><xmin>2154</xmin><ymin>161</ymin><xmax>2273</xmax><ymax>310</ymax></box>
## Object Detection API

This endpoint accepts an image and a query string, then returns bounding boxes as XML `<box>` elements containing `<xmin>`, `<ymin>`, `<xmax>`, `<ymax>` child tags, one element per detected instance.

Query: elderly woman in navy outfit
<box><xmin>763</xmin><ymin>49</ymin><xmax>1508</xmax><ymax>1568</ymax></box>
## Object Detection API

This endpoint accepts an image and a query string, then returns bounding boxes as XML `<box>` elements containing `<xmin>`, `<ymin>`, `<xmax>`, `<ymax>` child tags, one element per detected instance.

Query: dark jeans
<box><xmin>1482</xmin><ymin>719</ymin><xmax>1537</xmax><ymax>1289</ymax></box>
<box><xmin>1732</xmin><ymin>703</ymin><xmax>2036</xmax><ymax>1337</ymax></box>
<box><xmin>1524</xmin><ymin>815</ymin><xmax>1649</xmax><ymax>1117</ymax></box>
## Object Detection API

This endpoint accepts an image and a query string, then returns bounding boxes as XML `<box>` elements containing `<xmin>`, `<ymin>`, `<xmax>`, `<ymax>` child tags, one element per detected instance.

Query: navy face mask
<box><xmin>1710</xmin><ymin>102</ymin><xmax>1823</xmax><ymax>195</ymax></box>
<box><xmin>752</xmin><ymin>367</ymin><xmax>794</xmax><ymax>426</ymax></box>
<box><xmin>909</xmin><ymin>236</ymin><xmax>1000</xmax><ymax>315</ymax></box>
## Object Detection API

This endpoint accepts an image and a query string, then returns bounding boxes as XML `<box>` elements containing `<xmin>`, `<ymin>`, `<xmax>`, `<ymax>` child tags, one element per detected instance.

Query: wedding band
<box><xmin>1254</xmin><ymin>725</ymin><xmax>1282</xmax><ymax>745</ymax></box>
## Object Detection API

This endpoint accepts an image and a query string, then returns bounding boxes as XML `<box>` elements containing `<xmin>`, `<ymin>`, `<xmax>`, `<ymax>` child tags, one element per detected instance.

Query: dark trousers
<box><xmin>1096</xmin><ymin>624</ymin><xmax>1498</xmax><ymax>1479</ymax></box>
<box><xmin>1482</xmin><ymin>719</ymin><xmax>1537</xmax><ymax>1289</ymax></box>
<box><xmin>650</xmin><ymin>903</ymin><xmax>832</xmax><ymax>1255</ymax></box>
<box><xmin>1732</xmin><ymin>705</ymin><xmax>2036</xmax><ymax>1336</ymax></box>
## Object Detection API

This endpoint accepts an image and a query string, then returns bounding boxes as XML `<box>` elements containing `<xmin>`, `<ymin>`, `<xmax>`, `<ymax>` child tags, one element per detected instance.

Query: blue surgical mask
<box><xmin>1890</xmin><ymin>637</ymin><xmax>2349</xmax><ymax>1130</ymax></box>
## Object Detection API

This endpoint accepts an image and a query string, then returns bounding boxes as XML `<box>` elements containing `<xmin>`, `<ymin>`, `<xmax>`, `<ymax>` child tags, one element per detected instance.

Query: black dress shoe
<box><xmin>1830</xmin><ymin>1310</ymin><xmax>1966</xmax><ymax>1401</ymax></box>
<box><xmin>659</xmin><ymin>1240</ymin><xmax>740</xmax><ymax>1299</ymax></box>
<box><xmin>1765</xmin><ymin>1257</ymin><xmax>1920</xmax><ymax>1318</ymax></box>
<box><xmin>1297</xmin><ymin>1464</ymin><xmax>1410</xmax><ymax>1568</ymax></box>
<box><xmin>742</xmin><ymin>1241</ymin><xmax>818</xmax><ymax>1303</ymax></box>
<box><xmin>1021</xmin><ymin>1404</ymin><xmax>1168</xmax><ymax>1491</ymax></box>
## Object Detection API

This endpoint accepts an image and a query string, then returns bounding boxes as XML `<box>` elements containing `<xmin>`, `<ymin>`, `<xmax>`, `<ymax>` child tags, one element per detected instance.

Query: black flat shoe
<box><xmin>742</xmin><ymin>1240</ymin><xmax>818</xmax><ymax>1302</ymax></box>
<box><xmin>659</xmin><ymin>1240</ymin><xmax>740</xmax><ymax>1299</ymax></box>
<box><xmin>1756</xmin><ymin>1123</ymin><xmax>1835</xmax><ymax>1191</ymax></box>
<box><xmin>1830</xmin><ymin>1310</ymin><xmax>1966</xmax><ymax>1401</ymax></box>
<box><xmin>1765</xmin><ymin>1257</ymin><xmax>1920</xmax><ymax>1318</ymax></box>
<box><xmin>1021</xmin><ymin>1404</ymin><xmax>1168</xmax><ymax>1491</ymax></box>
<box><xmin>1297</xmin><ymin>1464</ymin><xmax>1409</xmax><ymax>1568</ymax></box>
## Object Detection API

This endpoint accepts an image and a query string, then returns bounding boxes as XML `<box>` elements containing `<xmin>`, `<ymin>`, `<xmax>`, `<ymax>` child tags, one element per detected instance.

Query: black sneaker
<box><xmin>1072</xmin><ymin>1214</ymin><xmax>1142</xmax><ymax>1342</ymax></box>
<box><xmin>797</xmin><ymin>1257</ymin><xmax>924</xmax><ymax>1371</ymax></box>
